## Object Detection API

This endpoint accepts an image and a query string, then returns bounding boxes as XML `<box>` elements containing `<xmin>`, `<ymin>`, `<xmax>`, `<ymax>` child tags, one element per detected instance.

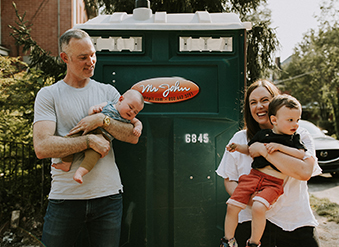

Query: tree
<box><xmin>279</xmin><ymin>0</ymin><xmax>339</xmax><ymax>135</ymax></box>
<box><xmin>9</xmin><ymin>2</ymin><xmax>66</xmax><ymax>83</ymax></box>
<box><xmin>243</xmin><ymin>2</ymin><xmax>279</xmax><ymax>83</ymax></box>
<box><xmin>87</xmin><ymin>0</ymin><xmax>227</xmax><ymax>14</ymax></box>
<box><xmin>0</xmin><ymin>56</ymin><xmax>52</xmax><ymax>143</ymax></box>
<box><xmin>9</xmin><ymin>1</ymin><xmax>279</xmax><ymax>86</ymax></box>
<box><xmin>2</xmin><ymin>3</ymin><xmax>55</xmax><ymax>143</ymax></box>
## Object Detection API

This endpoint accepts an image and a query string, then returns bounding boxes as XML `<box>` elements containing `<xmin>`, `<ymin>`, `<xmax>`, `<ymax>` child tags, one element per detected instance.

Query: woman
<box><xmin>216</xmin><ymin>79</ymin><xmax>322</xmax><ymax>247</ymax></box>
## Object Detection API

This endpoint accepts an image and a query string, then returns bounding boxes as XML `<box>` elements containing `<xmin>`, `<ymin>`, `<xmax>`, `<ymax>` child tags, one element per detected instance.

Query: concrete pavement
<box><xmin>308</xmin><ymin>174</ymin><xmax>339</xmax><ymax>205</ymax></box>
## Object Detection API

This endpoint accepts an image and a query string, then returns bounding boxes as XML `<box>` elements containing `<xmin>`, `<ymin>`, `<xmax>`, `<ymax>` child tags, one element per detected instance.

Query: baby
<box><xmin>52</xmin><ymin>89</ymin><xmax>144</xmax><ymax>184</ymax></box>
<box><xmin>221</xmin><ymin>94</ymin><xmax>306</xmax><ymax>247</ymax></box>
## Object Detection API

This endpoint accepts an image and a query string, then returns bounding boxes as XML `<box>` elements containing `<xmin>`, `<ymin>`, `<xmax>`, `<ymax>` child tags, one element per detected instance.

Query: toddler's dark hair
<box><xmin>268</xmin><ymin>94</ymin><xmax>301</xmax><ymax>119</ymax></box>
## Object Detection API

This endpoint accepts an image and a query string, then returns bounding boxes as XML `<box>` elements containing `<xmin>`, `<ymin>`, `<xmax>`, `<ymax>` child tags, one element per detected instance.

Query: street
<box><xmin>308</xmin><ymin>173</ymin><xmax>339</xmax><ymax>204</ymax></box>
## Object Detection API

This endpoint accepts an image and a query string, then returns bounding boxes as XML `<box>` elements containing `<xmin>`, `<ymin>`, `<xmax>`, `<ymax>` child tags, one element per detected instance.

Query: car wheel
<box><xmin>330</xmin><ymin>172</ymin><xmax>339</xmax><ymax>178</ymax></box>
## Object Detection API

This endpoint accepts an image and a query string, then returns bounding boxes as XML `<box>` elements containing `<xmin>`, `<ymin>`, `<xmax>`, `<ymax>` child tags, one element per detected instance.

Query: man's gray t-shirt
<box><xmin>34</xmin><ymin>79</ymin><xmax>123</xmax><ymax>199</ymax></box>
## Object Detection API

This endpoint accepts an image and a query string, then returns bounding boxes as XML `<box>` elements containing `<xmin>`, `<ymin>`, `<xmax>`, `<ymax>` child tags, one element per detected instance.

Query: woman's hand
<box><xmin>67</xmin><ymin>114</ymin><xmax>103</xmax><ymax>136</ymax></box>
<box><xmin>248</xmin><ymin>142</ymin><xmax>268</xmax><ymax>158</ymax></box>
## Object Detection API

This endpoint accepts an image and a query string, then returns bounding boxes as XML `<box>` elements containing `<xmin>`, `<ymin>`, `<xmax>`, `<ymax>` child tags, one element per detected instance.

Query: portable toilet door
<box><xmin>74</xmin><ymin>1</ymin><xmax>251</xmax><ymax>246</ymax></box>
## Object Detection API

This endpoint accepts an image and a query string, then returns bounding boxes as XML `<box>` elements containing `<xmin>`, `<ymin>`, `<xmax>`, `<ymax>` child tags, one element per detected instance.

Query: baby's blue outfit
<box><xmin>99</xmin><ymin>101</ymin><xmax>131</xmax><ymax>142</ymax></box>
<box><xmin>101</xmin><ymin>101</ymin><xmax>131</xmax><ymax>123</ymax></box>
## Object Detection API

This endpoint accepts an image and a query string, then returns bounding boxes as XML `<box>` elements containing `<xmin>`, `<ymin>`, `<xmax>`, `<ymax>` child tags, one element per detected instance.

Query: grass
<box><xmin>310</xmin><ymin>195</ymin><xmax>339</xmax><ymax>223</ymax></box>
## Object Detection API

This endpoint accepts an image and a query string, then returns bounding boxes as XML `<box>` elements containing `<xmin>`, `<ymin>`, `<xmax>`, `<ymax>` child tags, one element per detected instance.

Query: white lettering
<box><xmin>139</xmin><ymin>84</ymin><xmax>159</xmax><ymax>93</ymax></box>
<box><xmin>159</xmin><ymin>81</ymin><xmax>191</xmax><ymax>97</ymax></box>
<box><xmin>185</xmin><ymin>133</ymin><xmax>209</xmax><ymax>144</ymax></box>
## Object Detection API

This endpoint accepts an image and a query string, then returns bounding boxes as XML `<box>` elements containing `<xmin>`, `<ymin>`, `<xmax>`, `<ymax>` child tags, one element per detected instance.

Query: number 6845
<box><xmin>184</xmin><ymin>133</ymin><xmax>209</xmax><ymax>143</ymax></box>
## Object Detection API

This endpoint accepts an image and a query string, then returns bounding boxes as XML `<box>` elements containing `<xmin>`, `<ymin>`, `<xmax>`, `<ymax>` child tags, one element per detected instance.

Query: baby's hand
<box><xmin>265</xmin><ymin>143</ymin><xmax>281</xmax><ymax>154</ymax></box>
<box><xmin>88</xmin><ymin>105</ymin><xmax>103</xmax><ymax>115</ymax></box>
<box><xmin>226</xmin><ymin>143</ymin><xmax>237</xmax><ymax>152</ymax></box>
<box><xmin>133</xmin><ymin>127</ymin><xmax>142</xmax><ymax>137</ymax></box>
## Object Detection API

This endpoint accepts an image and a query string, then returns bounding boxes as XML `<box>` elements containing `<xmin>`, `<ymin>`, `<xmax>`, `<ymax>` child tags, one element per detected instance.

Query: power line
<box><xmin>274</xmin><ymin>71</ymin><xmax>314</xmax><ymax>84</ymax></box>
<box><xmin>30</xmin><ymin>0</ymin><xmax>50</xmax><ymax>24</ymax></box>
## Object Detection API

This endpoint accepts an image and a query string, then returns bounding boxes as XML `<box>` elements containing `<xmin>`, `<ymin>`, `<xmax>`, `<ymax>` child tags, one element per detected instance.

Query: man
<box><xmin>33</xmin><ymin>29</ymin><xmax>139</xmax><ymax>247</ymax></box>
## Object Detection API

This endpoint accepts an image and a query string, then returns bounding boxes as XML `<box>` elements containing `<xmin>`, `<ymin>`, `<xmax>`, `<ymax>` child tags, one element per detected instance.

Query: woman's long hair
<box><xmin>243</xmin><ymin>79</ymin><xmax>280</xmax><ymax>140</ymax></box>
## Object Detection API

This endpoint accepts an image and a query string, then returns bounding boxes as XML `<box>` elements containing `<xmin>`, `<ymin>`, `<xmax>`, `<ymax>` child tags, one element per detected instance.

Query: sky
<box><xmin>267</xmin><ymin>0</ymin><xmax>323</xmax><ymax>62</ymax></box>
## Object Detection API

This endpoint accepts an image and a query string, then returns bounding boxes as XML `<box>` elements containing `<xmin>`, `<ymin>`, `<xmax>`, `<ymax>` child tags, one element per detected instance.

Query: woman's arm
<box><xmin>248</xmin><ymin>142</ymin><xmax>314</xmax><ymax>180</ymax></box>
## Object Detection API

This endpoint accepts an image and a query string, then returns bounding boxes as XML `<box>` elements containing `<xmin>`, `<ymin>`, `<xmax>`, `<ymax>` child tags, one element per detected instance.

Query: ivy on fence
<box><xmin>0</xmin><ymin>141</ymin><xmax>51</xmax><ymax>224</ymax></box>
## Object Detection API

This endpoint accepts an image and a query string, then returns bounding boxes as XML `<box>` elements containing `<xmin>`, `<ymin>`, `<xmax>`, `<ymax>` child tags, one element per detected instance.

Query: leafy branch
<box><xmin>8</xmin><ymin>2</ymin><xmax>66</xmax><ymax>82</ymax></box>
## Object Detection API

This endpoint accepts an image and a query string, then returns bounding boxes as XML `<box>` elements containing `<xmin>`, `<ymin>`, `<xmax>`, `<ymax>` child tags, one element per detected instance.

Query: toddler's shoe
<box><xmin>245</xmin><ymin>239</ymin><xmax>261</xmax><ymax>247</ymax></box>
<box><xmin>220</xmin><ymin>237</ymin><xmax>238</xmax><ymax>247</ymax></box>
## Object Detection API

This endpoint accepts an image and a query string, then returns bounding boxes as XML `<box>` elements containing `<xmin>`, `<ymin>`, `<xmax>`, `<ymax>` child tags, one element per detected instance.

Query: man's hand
<box><xmin>68</xmin><ymin>114</ymin><xmax>103</xmax><ymax>136</ymax></box>
<box><xmin>88</xmin><ymin>133</ymin><xmax>111</xmax><ymax>158</ymax></box>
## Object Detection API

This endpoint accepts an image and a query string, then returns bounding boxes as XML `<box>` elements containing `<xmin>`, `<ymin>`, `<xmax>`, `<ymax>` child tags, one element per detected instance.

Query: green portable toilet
<box><xmin>74</xmin><ymin>1</ymin><xmax>251</xmax><ymax>246</ymax></box>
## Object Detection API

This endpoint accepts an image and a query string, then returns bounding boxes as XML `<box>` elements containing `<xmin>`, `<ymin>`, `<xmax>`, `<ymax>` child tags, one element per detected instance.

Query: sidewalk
<box><xmin>310</xmin><ymin>185</ymin><xmax>339</xmax><ymax>205</ymax></box>
<box><xmin>308</xmin><ymin>174</ymin><xmax>339</xmax><ymax>205</ymax></box>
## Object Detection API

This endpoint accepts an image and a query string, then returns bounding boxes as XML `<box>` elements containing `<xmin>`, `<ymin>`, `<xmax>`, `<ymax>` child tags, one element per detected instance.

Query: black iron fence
<box><xmin>0</xmin><ymin>141</ymin><xmax>51</xmax><ymax>216</ymax></box>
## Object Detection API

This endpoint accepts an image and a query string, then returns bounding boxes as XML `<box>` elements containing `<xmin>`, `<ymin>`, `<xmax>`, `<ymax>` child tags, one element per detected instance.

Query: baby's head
<box><xmin>268</xmin><ymin>94</ymin><xmax>302</xmax><ymax>135</ymax></box>
<box><xmin>116</xmin><ymin>89</ymin><xmax>144</xmax><ymax>121</ymax></box>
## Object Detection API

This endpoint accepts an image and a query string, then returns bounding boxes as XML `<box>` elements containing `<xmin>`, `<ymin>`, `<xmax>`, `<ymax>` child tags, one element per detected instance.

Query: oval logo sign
<box><xmin>131</xmin><ymin>77</ymin><xmax>199</xmax><ymax>104</ymax></box>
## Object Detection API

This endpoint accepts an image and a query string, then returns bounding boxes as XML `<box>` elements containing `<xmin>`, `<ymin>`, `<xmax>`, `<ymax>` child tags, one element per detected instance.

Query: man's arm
<box><xmin>33</xmin><ymin>120</ymin><xmax>111</xmax><ymax>159</ymax></box>
<box><xmin>106</xmin><ymin>115</ymin><xmax>139</xmax><ymax>144</ymax></box>
<box><xmin>67</xmin><ymin>113</ymin><xmax>139</xmax><ymax>144</ymax></box>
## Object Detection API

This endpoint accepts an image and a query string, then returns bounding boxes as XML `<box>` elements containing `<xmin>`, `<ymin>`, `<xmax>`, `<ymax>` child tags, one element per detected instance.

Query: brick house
<box><xmin>0</xmin><ymin>0</ymin><xmax>88</xmax><ymax>59</ymax></box>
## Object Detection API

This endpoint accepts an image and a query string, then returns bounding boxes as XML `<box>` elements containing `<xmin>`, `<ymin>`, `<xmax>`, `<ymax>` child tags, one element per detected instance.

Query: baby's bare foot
<box><xmin>73</xmin><ymin>173</ymin><xmax>83</xmax><ymax>184</ymax></box>
<box><xmin>52</xmin><ymin>161</ymin><xmax>72</xmax><ymax>172</ymax></box>
<box><xmin>73</xmin><ymin>167</ymin><xmax>89</xmax><ymax>184</ymax></box>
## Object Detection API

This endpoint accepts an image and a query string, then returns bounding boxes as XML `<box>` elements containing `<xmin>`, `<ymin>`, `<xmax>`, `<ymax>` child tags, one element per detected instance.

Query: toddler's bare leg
<box><xmin>73</xmin><ymin>167</ymin><xmax>89</xmax><ymax>184</ymax></box>
<box><xmin>51</xmin><ymin>153</ymin><xmax>73</xmax><ymax>171</ymax></box>
<box><xmin>73</xmin><ymin>129</ymin><xmax>108</xmax><ymax>183</ymax></box>
<box><xmin>73</xmin><ymin>149</ymin><xmax>101</xmax><ymax>184</ymax></box>
<box><xmin>224</xmin><ymin>204</ymin><xmax>242</xmax><ymax>240</ymax></box>
<box><xmin>250</xmin><ymin>201</ymin><xmax>268</xmax><ymax>244</ymax></box>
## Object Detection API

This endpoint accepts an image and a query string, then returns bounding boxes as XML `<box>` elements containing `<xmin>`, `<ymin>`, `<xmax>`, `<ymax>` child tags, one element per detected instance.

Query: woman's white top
<box><xmin>216</xmin><ymin>128</ymin><xmax>322</xmax><ymax>231</ymax></box>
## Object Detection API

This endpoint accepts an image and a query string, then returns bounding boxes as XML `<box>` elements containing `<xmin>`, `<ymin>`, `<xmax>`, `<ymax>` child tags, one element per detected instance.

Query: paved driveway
<box><xmin>308</xmin><ymin>174</ymin><xmax>339</xmax><ymax>204</ymax></box>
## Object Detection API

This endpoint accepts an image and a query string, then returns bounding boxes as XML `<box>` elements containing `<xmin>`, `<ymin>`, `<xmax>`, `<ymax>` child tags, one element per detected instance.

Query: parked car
<box><xmin>299</xmin><ymin>120</ymin><xmax>339</xmax><ymax>177</ymax></box>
